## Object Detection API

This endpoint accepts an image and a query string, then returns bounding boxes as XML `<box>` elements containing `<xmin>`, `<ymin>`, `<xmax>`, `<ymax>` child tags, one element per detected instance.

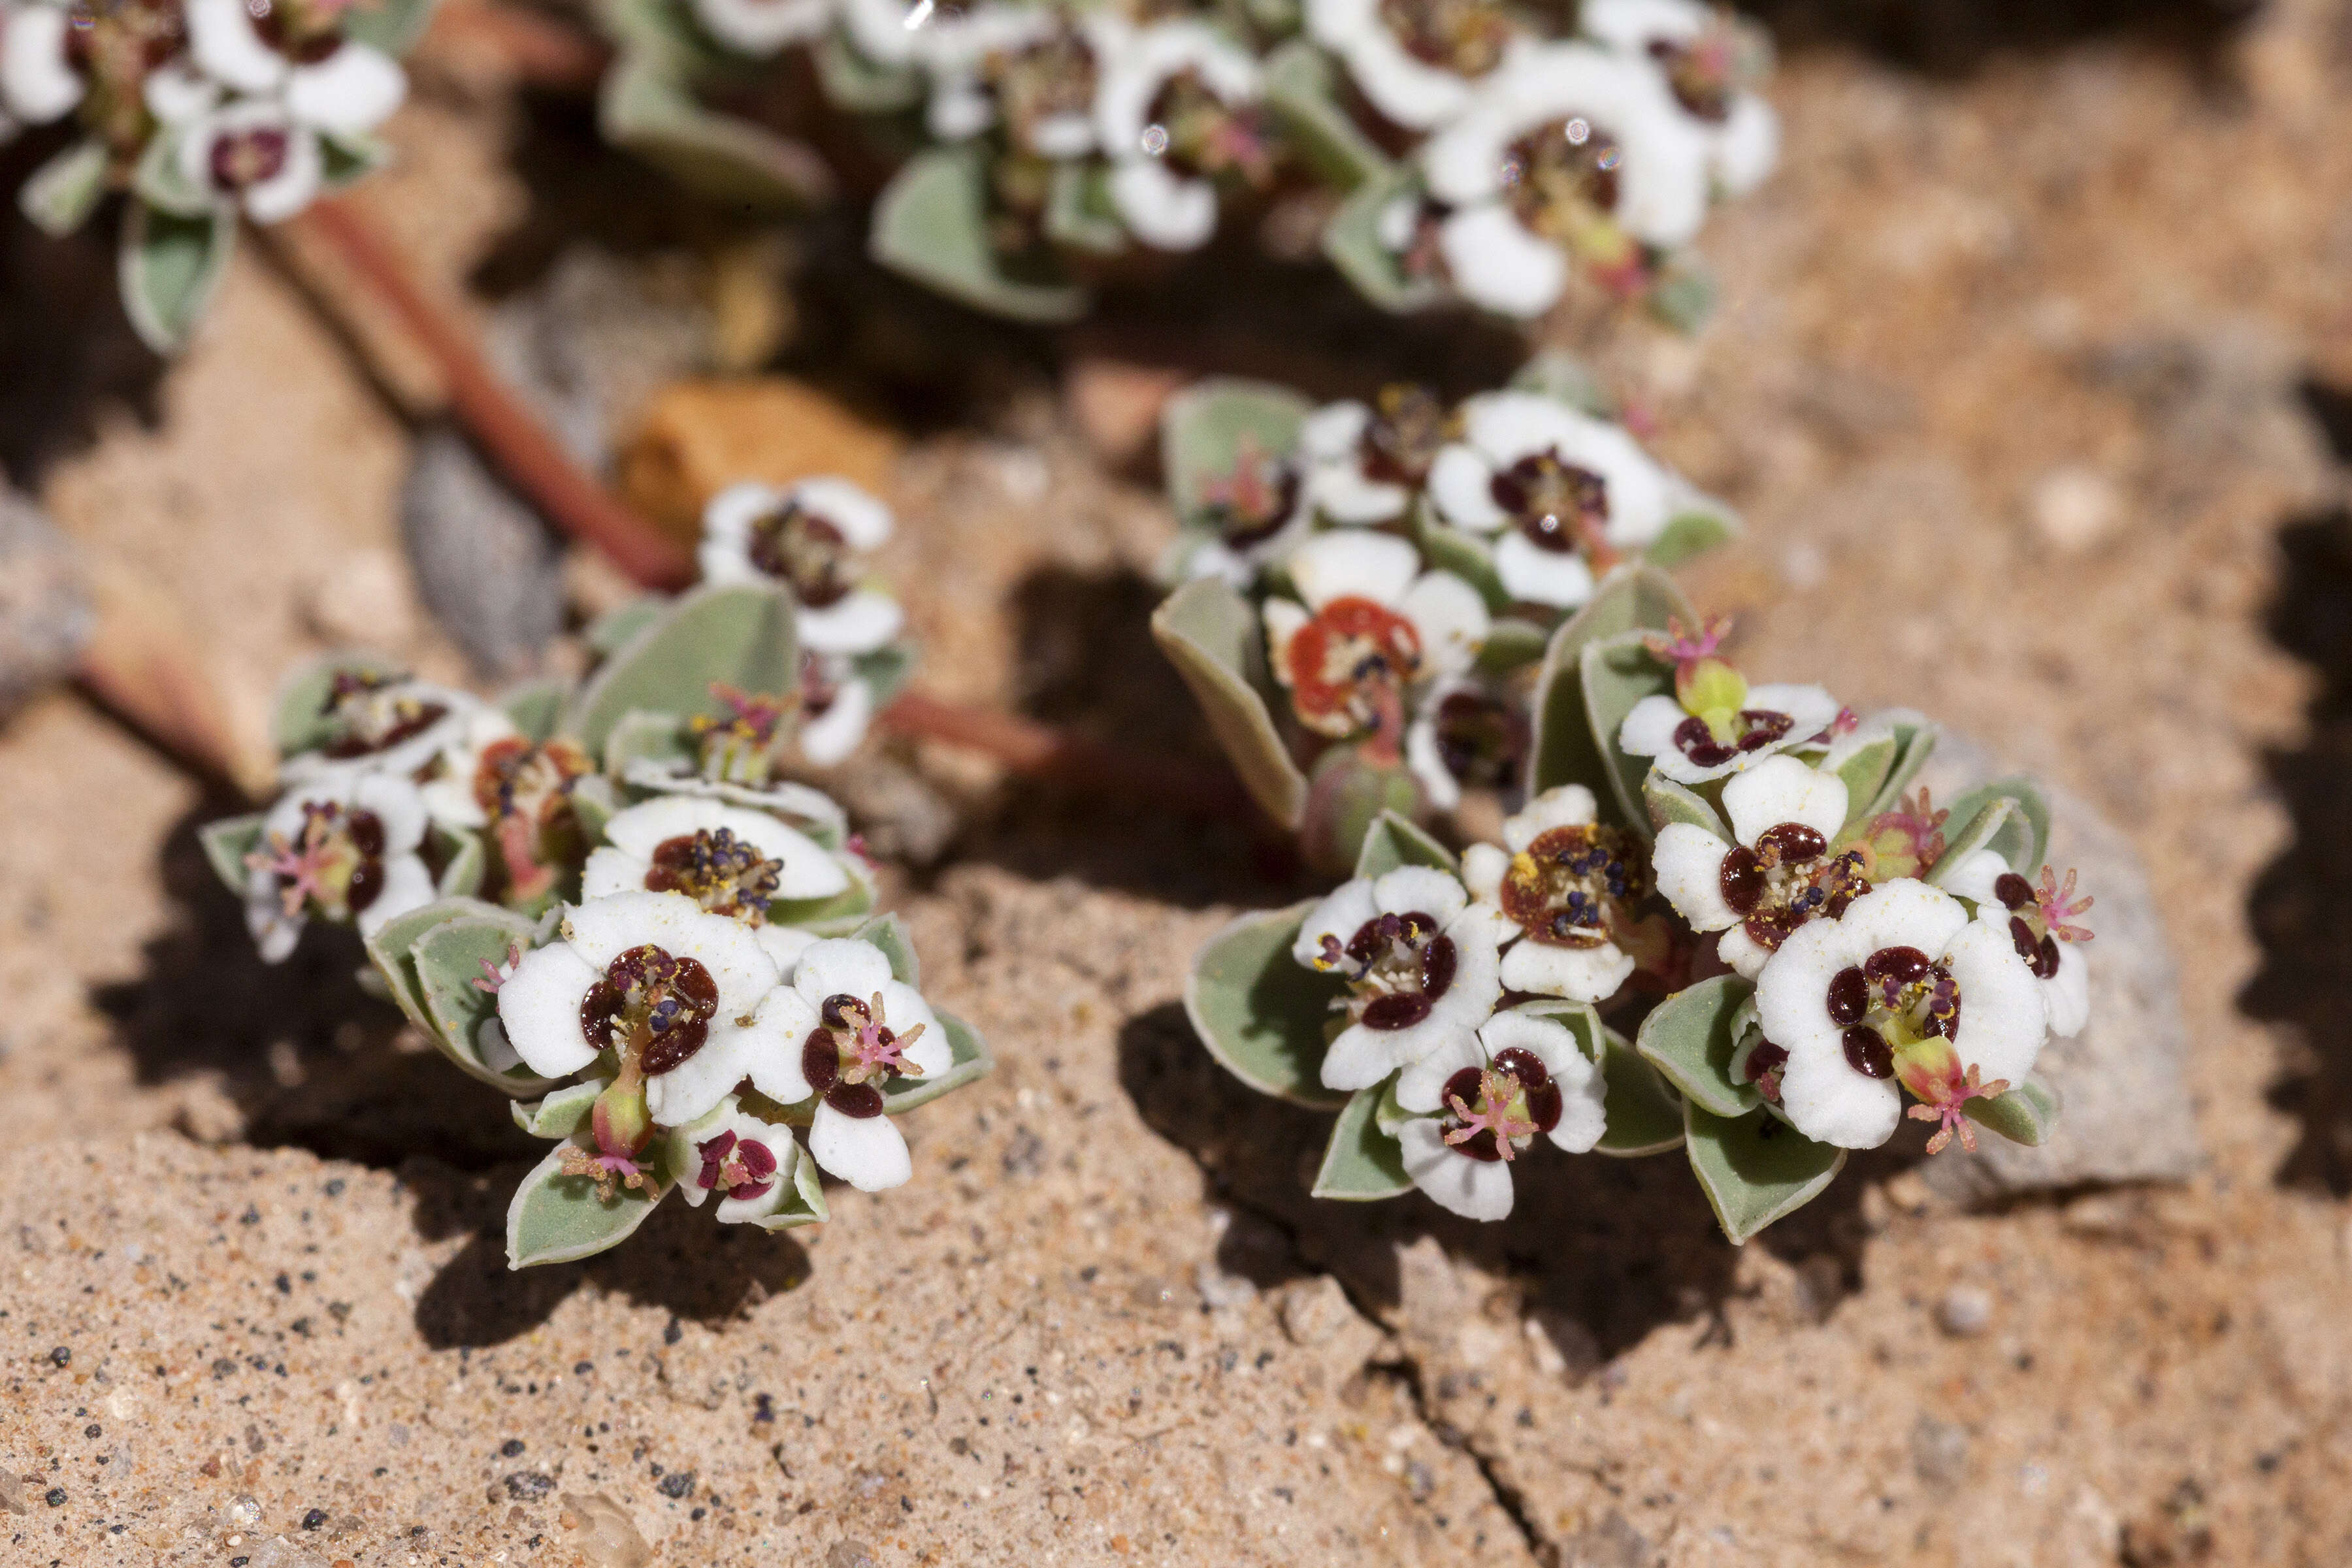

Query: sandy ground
<box><xmin>7</xmin><ymin>1</ymin><xmax>2352</xmax><ymax>1564</ymax></box>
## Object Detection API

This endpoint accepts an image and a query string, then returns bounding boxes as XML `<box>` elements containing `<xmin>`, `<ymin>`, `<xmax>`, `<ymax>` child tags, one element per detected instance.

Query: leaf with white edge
<box><xmin>1161</xmin><ymin>378</ymin><xmax>1313</xmax><ymax>532</ymax></box>
<box><xmin>772</xmin><ymin>865</ymin><xmax>876</xmax><ymax>937</ymax></box>
<box><xmin>1938</xmin><ymin>776</ymin><xmax>2050</xmax><ymax>877</ymax></box>
<box><xmin>498</xmin><ymin>679</ymin><xmax>567</xmax><ymax>744</ymax></box>
<box><xmin>131</xmin><ymin>128</ymin><xmax>210</xmax><ymax>219</ymax></box>
<box><xmin>199</xmin><ymin>814</ymin><xmax>265</xmax><ymax>898</ymax></box>
<box><xmin>1861</xmin><ymin>711</ymin><xmax>1939</xmax><ymax>820</ymax></box>
<box><xmin>602</xmin><ymin>708</ymin><xmax>694</xmax><ymax>778</ymax></box>
<box><xmin>1924</xmin><ymin>796</ymin><xmax>2015</xmax><ymax>890</ymax></box>
<box><xmin>431</xmin><ymin>824</ymin><xmax>487</xmax><ymax>900</ymax></box>
<box><xmin>1831</xmin><ymin>736</ymin><xmax>1897</xmax><ymax>832</ymax></box>
<box><xmin>414</xmin><ymin>911</ymin><xmax>559</xmax><ymax>1094</ymax></box>
<box><xmin>361</xmin><ymin>896</ymin><xmax>506</xmax><ymax>1038</ymax></box>
<box><xmin>881</xmin><ymin>1007</ymin><xmax>992</xmax><ymax>1115</ymax></box>
<box><xmin>600</xmin><ymin>52</ymin><xmax>832</xmax><ymax>210</ymax></box>
<box><xmin>1311</xmin><ymin>1081</ymin><xmax>1414</xmax><ymax>1201</ymax></box>
<box><xmin>1507</xmin><ymin>350</ymin><xmax>1612</xmax><ymax>416</ymax></box>
<box><xmin>272</xmin><ymin>651</ymin><xmax>408</xmax><ymax>758</ymax></box>
<box><xmin>1634</xmin><ymin>974</ymin><xmax>1758</xmax><ymax>1117</ymax></box>
<box><xmin>870</xmin><ymin>147</ymin><xmax>1090</xmax><ymax>324</ymax></box>
<box><xmin>1321</xmin><ymin>163</ymin><xmax>1443</xmax><ymax>314</ymax></box>
<box><xmin>1477</xmin><ymin>617</ymin><xmax>1550</xmax><ymax>675</ymax></box>
<box><xmin>1151</xmin><ymin>576</ymin><xmax>1309</xmax><ymax>827</ymax></box>
<box><xmin>848</xmin><ymin>911</ymin><xmax>920</xmax><ymax>987</ymax></box>
<box><xmin>513</xmin><ymin>1079</ymin><xmax>608</xmax><ymax>1139</ymax></box>
<box><xmin>754</xmin><ymin>1146</ymin><xmax>830</xmax><ymax>1230</ymax></box>
<box><xmin>1683</xmin><ymin>1101</ymin><xmax>1845</xmax><ymax>1244</ymax></box>
<box><xmin>572</xmin><ymin>775</ymin><xmax>619</xmax><ymax>845</ymax></box>
<box><xmin>1580</xmin><ymin>629</ymin><xmax>1679</xmax><ymax>834</ymax></box>
<box><xmin>563</xmin><ymin>581</ymin><xmax>798</xmax><ymax>758</ymax></box>
<box><xmin>1045</xmin><ymin>160</ymin><xmax>1127</xmax><ymax>255</ymax></box>
<box><xmin>1184</xmin><ymin>900</ymin><xmax>1350</xmax><ymax>1109</ymax></box>
<box><xmin>506</xmin><ymin>1139</ymin><xmax>665</xmax><ymax>1269</ymax></box>
<box><xmin>1522</xmin><ymin>1000</ymin><xmax>1686</xmax><ymax>1155</ymax></box>
<box><xmin>120</xmin><ymin>201</ymin><xmax>234</xmax><ymax>355</ymax></box>
<box><xmin>813</xmin><ymin>25</ymin><xmax>924</xmax><ymax>112</ymax></box>
<box><xmin>1414</xmin><ymin>520</ymin><xmax>1511</xmax><ymax>615</ymax></box>
<box><xmin>1262</xmin><ymin>37</ymin><xmax>1390</xmax><ymax>190</ymax></box>
<box><xmin>1643</xmin><ymin>506</ymin><xmax>1739</xmax><ymax>570</ymax></box>
<box><xmin>319</xmin><ymin>131</ymin><xmax>390</xmax><ymax>191</ymax></box>
<box><xmin>851</xmin><ymin>640</ymin><xmax>917</xmax><ymax>709</ymax></box>
<box><xmin>20</xmin><ymin>139</ymin><xmax>108</xmax><ymax>237</ymax></box>
<box><xmin>1527</xmin><ymin>564</ymin><xmax>1693</xmax><ymax>802</ymax></box>
<box><xmin>584</xmin><ymin>597</ymin><xmax>667</xmax><ymax>660</ymax></box>
<box><xmin>1963</xmin><ymin>1075</ymin><xmax>2059</xmax><ymax>1147</ymax></box>
<box><xmin>1352</xmin><ymin>808</ymin><xmax>1458</xmax><ymax>880</ymax></box>
<box><xmin>342</xmin><ymin>0</ymin><xmax>439</xmax><ymax>54</ymax></box>
<box><xmin>1644</xmin><ymin>773</ymin><xmax>1727</xmax><ymax>840</ymax></box>
<box><xmin>1646</xmin><ymin>258</ymin><xmax>1717</xmax><ymax>335</ymax></box>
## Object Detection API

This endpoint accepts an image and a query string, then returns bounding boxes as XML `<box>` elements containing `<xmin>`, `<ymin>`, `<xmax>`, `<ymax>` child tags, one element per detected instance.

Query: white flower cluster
<box><xmin>0</xmin><ymin>0</ymin><xmax>406</xmax><ymax>223</ymax></box>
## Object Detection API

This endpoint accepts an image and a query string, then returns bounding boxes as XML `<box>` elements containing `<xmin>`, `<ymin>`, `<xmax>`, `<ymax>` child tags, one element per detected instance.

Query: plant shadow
<box><xmin>401</xmin><ymin>1157</ymin><xmax>815</xmax><ymax>1348</ymax></box>
<box><xmin>2249</xmin><ymin>501</ymin><xmax>2352</xmax><ymax>1195</ymax></box>
<box><xmin>88</xmin><ymin>800</ymin><xmax>544</xmax><ymax>1170</ymax></box>
<box><xmin>1744</xmin><ymin>0</ymin><xmax>2257</xmax><ymax>77</ymax></box>
<box><xmin>1116</xmin><ymin>1000</ymin><xmax>1884</xmax><ymax>1362</ymax></box>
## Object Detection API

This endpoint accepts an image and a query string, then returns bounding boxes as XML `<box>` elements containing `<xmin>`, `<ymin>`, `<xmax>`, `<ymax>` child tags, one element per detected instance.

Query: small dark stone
<box><xmin>504</xmin><ymin>1472</ymin><xmax>555</xmax><ymax>1503</ymax></box>
<box><xmin>574</xmin><ymin>1361</ymin><xmax>593</xmax><ymax>1376</ymax></box>
<box><xmin>500</xmin><ymin>1439</ymin><xmax>525</xmax><ymax>1457</ymax></box>
<box><xmin>44</xmin><ymin>1488</ymin><xmax>66</xmax><ymax>1507</ymax></box>
<box><xmin>657</xmin><ymin>1469</ymin><xmax>696</xmax><ymax>1499</ymax></box>
<box><xmin>302</xmin><ymin>1509</ymin><xmax>327</xmax><ymax>1529</ymax></box>
<box><xmin>48</xmin><ymin>1347</ymin><xmax>69</xmax><ymax>1367</ymax></box>
<box><xmin>82</xmin><ymin>1424</ymin><xmax>99</xmax><ymax>1439</ymax></box>
<box><xmin>323</xmin><ymin>1179</ymin><xmax>346</xmax><ymax>1197</ymax></box>
<box><xmin>663</xmin><ymin>1318</ymin><xmax>683</xmax><ymax>1347</ymax></box>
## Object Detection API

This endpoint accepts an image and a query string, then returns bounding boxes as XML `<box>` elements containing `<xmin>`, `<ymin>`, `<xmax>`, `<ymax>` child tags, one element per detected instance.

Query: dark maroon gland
<box><xmin>747</xmin><ymin>504</ymin><xmax>853</xmax><ymax>608</ymax></box>
<box><xmin>802</xmin><ymin>1028</ymin><xmax>892</xmax><ymax>1115</ymax></box>
<box><xmin>1842</xmin><ymin>1026</ymin><xmax>1894</xmax><ymax>1078</ymax></box>
<box><xmin>1740</xmin><ymin>907</ymin><xmax>1807</xmax><ymax>949</ymax></box>
<box><xmin>1743</xmin><ymin>1040</ymin><xmax>1789</xmax><ymax>1085</ymax></box>
<box><xmin>1732</xmin><ymin>710</ymin><xmax>1795</xmax><ymax>752</ymax></box>
<box><xmin>1490</xmin><ymin>1048</ymin><xmax>1564</xmax><ymax>1135</ymax></box>
<box><xmin>696</xmin><ymin>1130</ymin><xmax>778</xmax><ymax>1201</ymax></box>
<box><xmin>1648</xmin><ymin>38</ymin><xmax>1733</xmax><ymax>122</ymax></box>
<box><xmin>208</xmin><ymin>127</ymin><xmax>291</xmax><ymax>193</ymax></box>
<box><xmin>1490</xmin><ymin>452</ymin><xmax>1609</xmax><ymax>555</ymax></box>
<box><xmin>250</xmin><ymin>0</ymin><xmax>346</xmax><ymax>63</ymax></box>
<box><xmin>1719</xmin><ymin>843</ymin><xmax>1765</xmax><ymax>913</ymax></box>
<box><xmin>1358</xmin><ymin>385</ymin><xmax>1448</xmax><ymax>486</ymax></box>
<box><xmin>1826</xmin><ymin>966</ymin><xmax>1869</xmax><ymax>1026</ymax></box>
<box><xmin>1673</xmin><ymin>714</ymin><xmax>1737</xmax><ymax>769</ymax></box>
<box><xmin>1863</xmin><ymin>946</ymin><xmax>1933</xmax><ymax>985</ymax></box>
<box><xmin>2012</xmin><ymin>917</ymin><xmax>2061</xmax><ymax>979</ymax></box>
<box><xmin>1993</xmin><ymin>872</ymin><xmax>2034</xmax><ymax>910</ymax></box>
<box><xmin>1439</xmin><ymin>1067</ymin><xmax>1502</xmax><ymax>1161</ymax></box>
<box><xmin>1433</xmin><ymin>689</ymin><xmax>1531</xmax><ymax>789</ymax></box>
<box><xmin>1756</xmin><ymin>823</ymin><xmax>1826</xmax><ymax>862</ymax></box>
<box><xmin>347</xmin><ymin>811</ymin><xmax>385</xmax><ymax>858</ymax></box>
<box><xmin>581</xmin><ymin>946</ymin><xmax>720</xmax><ymax>1074</ymax></box>
<box><xmin>1209</xmin><ymin>459</ymin><xmax>1301</xmax><ymax>551</ymax></box>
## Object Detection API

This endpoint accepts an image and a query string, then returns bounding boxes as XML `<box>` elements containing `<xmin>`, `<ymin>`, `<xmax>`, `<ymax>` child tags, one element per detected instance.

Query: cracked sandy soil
<box><xmin>9</xmin><ymin>1</ymin><xmax>2352</xmax><ymax>1563</ymax></box>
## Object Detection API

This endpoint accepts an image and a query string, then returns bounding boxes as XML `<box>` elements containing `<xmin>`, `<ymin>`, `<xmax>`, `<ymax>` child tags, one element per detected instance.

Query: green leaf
<box><xmin>1861</xmin><ymin>712</ymin><xmax>1940</xmax><ymax>820</ymax></box>
<box><xmin>1320</xmin><ymin>162</ymin><xmax>1443</xmax><ymax>314</ymax></box>
<box><xmin>1963</xmin><ymin>1075</ymin><xmax>2059</xmax><ymax>1147</ymax></box>
<box><xmin>1150</xmin><ymin>576</ymin><xmax>1309</xmax><ymax>828</ymax></box>
<box><xmin>753</xmin><ymin>1143</ymin><xmax>830</xmax><ymax>1230</ymax></box>
<box><xmin>319</xmin><ymin>131</ymin><xmax>391</xmax><ymax>191</ymax></box>
<box><xmin>342</xmin><ymin>0</ymin><xmax>440</xmax><ymax>54</ymax></box>
<box><xmin>1351</xmin><ymin>808</ymin><xmax>1458</xmax><ymax>879</ymax></box>
<box><xmin>1646</xmin><ymin>257</ymin><xmax>1717</xmax><ymax>335</ymax></box>
<box><xmin>1184</xmin><ymin>900</ymin><xmax>1350</xmax><ymax>1109</ymax></box>
<box><xmin>1682</xmin><ymin>1101</ymin><xmax>1846</xmax><ymax>1244</ymax></box>
<box><xmin>506</xmin><ymin>1139</ymin><xmax>666</xmax><ymax>1268</ymax></box>
<box><xmin>881</xmin><ymin>1007</ymin><xmax>992</xmax><ymax>1114</ymax></box>
<box><xmin>270</xmin><ymin>651</ymin><xmax>409</xmax><ymax>758</ymax></box>
<box><xmin>1644</xmin><ymin>773</ymin><xmax>1727</xmax><ymax>840</ymax></box>
<box><xmin>1261</xmin><ymin>39</ymin><xmax>1391</xmax><ymax>191</ymax></box>
<box><xmin>572</xmin><ymin>775</ymin><xmax>619</xmax><ymax>845</ymax></box>
<box><xmin>120</xmin><ymin>201</ymin><xmax>235</xmax><ymax>355</ymax></box>
<box><xmin>413</xmin><ymin>911</ymin><xmax>560</xmax><ymax>1094</ymax></box>
<box><xmin>771</xmin><ymin>871</ymin><xmax>876</xmax><ymax>938</ymax></box>
<box><xmin>1476</xmin><ymin>617</ymin><xmax>1550</xmax><ymax>676</ymax></box>
<box><xmin>813</xmin><ymin>25</ymin><xmax>924</xmax><ymax>112</ymax></box>
<box><xmin>199</xmin><ymin>814</ymin><xmax>265</xmax><ymax>898</ymax></box>
<box><xmin>849</xmin><ymin>910</ymin><xmax>920</xmax><ymax>987</ymax></box>
<box><xmin>513</xmin><ymin>1079</ymin><xmax>608</xmax><ymax>1139</ymax></box>
<box><xmin>1924</xmin><ymin>796</ymin><xmax>2015</xmax><ymax>890</ymax></box>
<box><xmin>869</xmin><ymin>147</ymin><xmax>1090</xmax><ymax>324</ymax></box>
<box><xmin>600</xmin><ymin>50</ymin><xmax>833</xmax><ymax>210</ymax></box>
<box><xmin>602</xmin><ymin>708</ymin><xmax>694</xmax><ymax>779</ymax></box>
<box><xmin>131</xmin><ymin>127</ymin><xmax>212</xmax><ymax>219</ymax></box>
<box><xmin>850</xmin><ymin>640</ymin><xmax>917</xmax><ymax>709</ymax></box>
<box><xmin>1301</xmin><ymin>744</ymin><xmax>1424</xmax><ymax>875</ymax></box>
<box><xmin>1414</xmin><ymin>521</ymin><xmax>1511</xmax><ymax>615</ymax></box>
<box><xmin>1937</xmin><ymin>776</ymin><xmax>2050</xmax><ymax>877</ymax></box>
<box><xmin>498</xmin><ymin>679</ymin><xmax>568</xmax><ymax>744</ymax></box>
<box><xmin>20</xmin><ymin>138</ymin><xmax>108</xmax><ymax>237</ymax></box>
<box><xmin>563</xmin><ymin>581</ymin><xmax>799</xmax><ymax>759</ymax></box>
<box><xmin>1527</xmin><ymin>564</ymin><xmax>1693</xmax><ymax>803</ymax></box>
<box><xmin>584</xmin><ymin>597</ymin><xmax>668</xmax><ymax>660</ymax></box>
<box><xmin>1160</xmin><ymin>378</ymin><xmax>1313</xmax><ymax>532</ymax></box>
<box><xmin>1521</xmin><ymin>1000</ymin><xmax>1686</xmax><ymax>1155</ymax></box>
<box><xmin>431</xmin><ymin>824</ymin><xmax>487</xmax><ymax>900</ymax></box>
<box><xmin>1580</xmin><ymin>630</ymin><xmax>1680</xmax><ymax>835</ymax></box>
<box><xmin>1044</xmin><ymin>160</ymin><xmax>1128</xmax><ymax>255</ymax></box>
<box><xmin>1643</xmin><ymin>505</ymin><xmax>1740</xmax><ymax>570</ymax></box>
<box><xmin>1633</xmin><ymin>975</ymin><xmax>1759</xmax><ymax>1117</ymax></box>
<box><xmin>361</xmin><ymin>895</ymin><xmax>504</xmax><ymax>1038</ymax></box>
<box><xmin>1830</xmin><ymin>736</ymin><xmax>1897</xmax><ymax>832</ymax></box>
<box><xmin>1311</xmin><ymin>1082</ymin><xmax>1413</xmax><ymax>1200</ymax></box>
<box><xmin>1507</xmin><ymin>350</ymin><xmax>1612</xmax><ymax>416</ymax></box>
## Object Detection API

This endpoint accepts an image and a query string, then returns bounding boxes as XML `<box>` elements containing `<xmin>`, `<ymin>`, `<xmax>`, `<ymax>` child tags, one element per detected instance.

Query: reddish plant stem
<box><xmin>297</xmin><ymin>197</ymin><xmax>696</xmax><ymax>590</ymax></box>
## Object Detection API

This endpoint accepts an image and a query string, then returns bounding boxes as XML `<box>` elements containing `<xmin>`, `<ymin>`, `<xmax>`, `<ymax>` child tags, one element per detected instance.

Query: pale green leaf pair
<box><xmin>870</xmin><ymin>147</ymin><xmax>1090</xmax><ymax>325</ymax></box>
<box><xmin>1526</xmin><ymin>564</ymin><xmax>1697</xmax><ymax>827</ymax></box>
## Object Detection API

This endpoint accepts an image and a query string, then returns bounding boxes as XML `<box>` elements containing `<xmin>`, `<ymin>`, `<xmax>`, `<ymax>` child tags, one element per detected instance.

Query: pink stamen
<box><xmin>1443</xmin><ymin>1069</ymin><xmax>1540</xmax><ymax>1163</ymax></box>
<box><xmin>1642</xmin><ymin>614</ymin><xmax>1733</xmax><ymax>681</ymax></box>
<box><xmin>1868</xmin><ymin>787</ymin><xmax>1949</xmax><ymax>868</ymax></box>
<box><xmin>1202</xmin><ymin>435</ymin><xmax>1281</xmax><ymax>520</ymax></box>
<box><xmin>2036</xmin><ymin>866</ymin><xmax>2095</xmax><ymax>943</ymax></box>
<box><xmin>472</xmin><ymin>939</ymin><xmax>527</xmax><ymax>996</ymax></box>
<box><xmin>708</xmin><ymin>682</ymin><xmax>794</xmax><ymax>740</ymax></box>
<box><xmin>1906</xmin><ymin>1063</ymin><xmax>2009</xmax><ymax>1156</ymax></box>
<box><xmin>851</xmin><ymin>991</ymin><xmax>926</xmax><ymax>1078</ymax></box>
<box><xmin>245</xmin><ymin>815</ymin><xmax>338</xmax><ymax>919</ymax></box>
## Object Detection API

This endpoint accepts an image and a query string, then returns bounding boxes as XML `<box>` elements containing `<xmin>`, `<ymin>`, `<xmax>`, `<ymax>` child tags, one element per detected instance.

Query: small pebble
<box><xmin>304</xmin><ymin>1508</ymin><xmax>328</xmax><ymax>1529</ymax></box>
<box><xmin>83</xmin><ymin>1424</ymin><xmax>100</xmax><ymax>1439</ymax></box>
<box><xmin>1936</xmin><ymin>1284</ymin><xmax>1994</xmax><ymax>1337</ymax></box>
<box><xmin>48</xmin><ymin>1347</ymin><xmax>69</xmax><ymax>1367</ymax></box>
<box><xmin>502</xmin><ymin>1439</ymin><xmax>526</xmax><ymax>1457</ymax></box>
<box><xmin>45</xmin><ymin>1488</ymin><xmax>67</xmax><ymax>1507</ymax></box>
